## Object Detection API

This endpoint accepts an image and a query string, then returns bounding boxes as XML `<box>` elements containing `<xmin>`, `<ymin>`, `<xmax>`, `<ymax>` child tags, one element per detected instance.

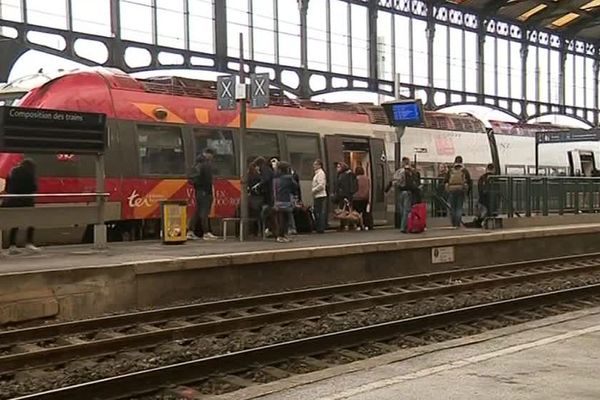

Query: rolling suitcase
<box><xmin>407</xmin><ymin>203</ymin><xmax>426</xmax><ymax>233</ymax></box>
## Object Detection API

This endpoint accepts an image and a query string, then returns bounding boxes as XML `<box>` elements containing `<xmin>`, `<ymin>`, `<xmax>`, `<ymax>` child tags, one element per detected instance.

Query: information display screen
<box><xmin>382</xmin><ymin>100</ymin><xmax>424</xmax><ymax>127</ymax></box>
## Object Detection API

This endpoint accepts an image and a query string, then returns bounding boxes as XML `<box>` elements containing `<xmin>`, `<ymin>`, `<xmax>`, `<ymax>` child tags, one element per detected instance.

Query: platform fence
<box><xmin>418</xmin><ymin>176</ymin><xmax>600</xmax><ymax>219</ymax></box>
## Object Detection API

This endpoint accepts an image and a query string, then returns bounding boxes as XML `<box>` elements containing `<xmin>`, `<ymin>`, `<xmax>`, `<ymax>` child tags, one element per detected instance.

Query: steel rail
<box><xmin>14</xmin><ymin>283</ymin><xmax>600</xmax><ymax>400</ymax></box>
<box><xmin>3</xmin><ymin>251</ymin><xmax>599</xmax><ymax>346</ymax></box>
<box><xmin>2</xmin><ymin>256</ymin><xmax>600</xmax><ymax>372</ymax></box>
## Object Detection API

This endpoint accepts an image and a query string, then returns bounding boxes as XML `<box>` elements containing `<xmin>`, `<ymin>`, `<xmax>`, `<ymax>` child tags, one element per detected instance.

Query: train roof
<box><xmin>12</xmin><ymin>68</ymin><xmax>487</xmax><ymax>133</ymax></box>
<box><xmin>138</xmin><ymin>75</ymin><xmax>487</xmax><ymax>132</ymax></box>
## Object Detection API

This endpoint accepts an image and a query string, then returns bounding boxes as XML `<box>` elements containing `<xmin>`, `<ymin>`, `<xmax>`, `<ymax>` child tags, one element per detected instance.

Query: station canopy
<box><xmin>448</xmin><ymin>0</ymin><xmax>600</xmax><ymax>41</ymax></box>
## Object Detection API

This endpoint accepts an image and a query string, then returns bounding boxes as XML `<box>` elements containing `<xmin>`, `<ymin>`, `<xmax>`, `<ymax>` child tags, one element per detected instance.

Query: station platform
<box><xmin>2</xmin><ymin>222</ymin><xmax>600</xmax><ymax>326</ymax></box>
<box><xmin>226</xmin><ymin>306</ymin><xmax>600</xmax><ymax>400</ymax></box>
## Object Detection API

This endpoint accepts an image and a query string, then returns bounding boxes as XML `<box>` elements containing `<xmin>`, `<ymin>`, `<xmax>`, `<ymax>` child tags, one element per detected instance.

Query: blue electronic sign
<box><xmin>382</xmin><ymin>99</ymin><xmax>424</xmax><ymax>127</ymax></box>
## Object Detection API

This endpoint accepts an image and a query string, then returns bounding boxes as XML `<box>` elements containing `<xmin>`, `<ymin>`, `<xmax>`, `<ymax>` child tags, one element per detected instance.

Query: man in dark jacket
<box><xmin>444</xmin><ymin>155</ymin><xmax>472</xmax><ymax>228</ymax></box>
<box><xmin>2</xmin><ymin>158</ymin><xmax>40</xmax><ymax>254</ymax></box>
<box><xmin>188</xmin><ymin>149</ymin><xmax>217</xmax><ymax>240</ymax></box>
<box><xmin>334</xmin><ymin>162</ymin><xmax>357</xmax><ymax>230</ymax></box>
<box><xmin>393</xmin><ymin>157</ymin><xmax>418</xmax><ymax>233</ymax></box>
<box><xmin>477</xmin><ymin>163</ymin><xmax>495</xmax><ymax>221</ymax></box>
<box><xmin>272</xmin><ymin>162</ymin><xmax>299</xmax><ymax>242</ymax></box>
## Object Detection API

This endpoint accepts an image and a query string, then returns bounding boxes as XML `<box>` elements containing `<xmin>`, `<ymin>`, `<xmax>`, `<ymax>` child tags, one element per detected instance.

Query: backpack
<box><xmin>447</xmin><ymin>168</ymin><xmax>466</xmax><ymax>192</ymax></box>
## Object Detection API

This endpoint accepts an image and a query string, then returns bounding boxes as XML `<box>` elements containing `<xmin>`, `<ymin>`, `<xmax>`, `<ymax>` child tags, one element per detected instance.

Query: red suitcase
<box><xmin>407</xmin><ymin>203</ymin><xmax>426</xmax><ymax>233</ymax></box>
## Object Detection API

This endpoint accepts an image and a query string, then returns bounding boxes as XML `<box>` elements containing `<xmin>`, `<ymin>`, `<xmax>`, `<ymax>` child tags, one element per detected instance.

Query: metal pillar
<box><xmin>108</xmin><ymin>0</ymin><xmax>127</xmax><ymax>70</ymax></box>
<box><xmin>368</xmin><ymin>0</ymin><xmax>379</xmax><ymax>92</ymax></box>
<box><xmin>298</xmin><ymin>0</ymin><xmax>310</xmax><ymax>98</ymax></box>
<box><xmin>239</xmin><ymin>34</ymin><xmax>248</xmax><ymax>242</ymax></box>
<box><xmin>426</xmin><ymin>6</ymin><xmax>436</xmax><ymax>101</ymax></box>
<box><xmin>594</xmin><ymin>59</ymin><xmax>599</xmax><ymax>126</ymax></box>
<box><xmin>0</xmin><ymin>40</ymin><xmax>27</xmax><ymax>83</ymax></box>
<box><xmin>214</xmin><ymin>0</ymin><xmax>228</xmax><ymax>71</ymax></box>
<box><xmin>558</xmin><ymin>41</ymin><xmax>567</xmax><ymax>108</ymax></box>
<box><xmin>476</xmin><ymin>22</ymin><xmax>486</xmax><ymax>103</ymax></box>
<box><xmin>520</xmin><ymin>39</ymin><xmax>528</xmax><ymax>108</ymax></box>
<box><xmin>93</xmin><ymin>154</ymin><xmax>107</xmax><ymax>250</ymax></box>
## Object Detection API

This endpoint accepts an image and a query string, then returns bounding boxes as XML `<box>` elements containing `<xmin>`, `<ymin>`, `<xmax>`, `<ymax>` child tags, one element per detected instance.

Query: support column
<box><xmin>298</xmin><ymin>0</ymin><xmax>310</xmax><ymax>98</ymax></box>
<box><xmin>558</xmin><ymin>41</ymin><xmax>567</xmax><ymax>109</ymax></box>
<box><xmin>368</xmin><ymin>0</ymin><xmax>378</xmax><ymax>92</ymax></box>
<box><xmin>214</xmin><ymin>0</ymin><xmax>228</xmax><ymax>71</ymax></box>
<box><xmin>0</xmin><ymin>40</ymin><xmax>27</xmax><ymax>83</ymax></box>
<box><xmin>594</xmin><ymin>59</ymin><xmax>599</xmax><ymax>126</ymax></box>
<box><xmin>520</xmin><ymin>38</ymin><xmax>528</xmax><ymax>109</ymax></box>
<box><xmin>476</xmin><ymin>22</ymin><xmax>486</xmax><ymax>103</ymax></box>
<box><xmin>426</xmin><ymin>7</ymin><xmax>435</xmax><ymax>103</ymax></box>
<box><xmin>108</xmin><ymin>0</ymin><xmax>127</xmax><ymax>70</ymax></box>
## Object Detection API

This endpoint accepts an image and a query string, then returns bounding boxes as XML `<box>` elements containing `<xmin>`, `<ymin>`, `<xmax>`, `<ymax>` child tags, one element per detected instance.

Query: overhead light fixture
<box><xmin>581</xmin><ymin>0</ymin><xmax>600</xmax><ymax>10</ymax></box>
<box><xmin>518</xmin><ymin>4</ymin><xmax>548</xmax><ymax>21</ymax></box>
<box><xmin>550</xmin><ymin>12</ymin><xmax>581</xmax><ymax>27</ymax></box>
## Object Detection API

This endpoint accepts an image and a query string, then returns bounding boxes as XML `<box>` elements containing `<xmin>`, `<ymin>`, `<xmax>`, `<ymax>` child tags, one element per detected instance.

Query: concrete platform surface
<box><xmin>220</xmin><ymin>307</ymin><xmax>600</xmax><ymax>400</ymax></box>
<box><xmin>2</xmin><ymin>223</ymin><xmax>600</xmax><ymax>275</ymax></box>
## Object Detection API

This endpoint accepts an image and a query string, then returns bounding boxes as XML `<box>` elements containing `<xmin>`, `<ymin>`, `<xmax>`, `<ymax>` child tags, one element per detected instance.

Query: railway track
<box><xmin>4</xmin><ymin>253</ymin><xmax>600</xmax><ymax>399</ymax></box>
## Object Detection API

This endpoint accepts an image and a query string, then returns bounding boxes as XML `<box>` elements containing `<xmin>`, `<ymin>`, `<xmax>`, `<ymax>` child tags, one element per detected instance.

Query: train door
<box><xmin>325</xmin><ymin>135</ymin><xmax>388</xmax><ymax>222</ymax></box>
<box><xmin>568</xmin><ymin>150</ymin><xmax>595</xmax><ymax>176</ymax></box>
<box><xmin>369</xmin><ymin>138</ymin><xmax>388</xmax><ymax>223</ymax></box>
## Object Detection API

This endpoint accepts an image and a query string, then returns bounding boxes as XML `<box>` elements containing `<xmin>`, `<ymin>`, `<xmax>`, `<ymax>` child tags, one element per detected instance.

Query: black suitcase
<box><xmin>294</xmin><ymin>206</ymin><xmax>315</xmax><ymax>233</ymax></box>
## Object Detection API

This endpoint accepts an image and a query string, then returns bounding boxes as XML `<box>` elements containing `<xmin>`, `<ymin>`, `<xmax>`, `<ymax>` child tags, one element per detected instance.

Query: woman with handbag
<box><xmin>272</xmin><ymin>162</ymin><xmax>299</xmax><ymax>243</ymax></box>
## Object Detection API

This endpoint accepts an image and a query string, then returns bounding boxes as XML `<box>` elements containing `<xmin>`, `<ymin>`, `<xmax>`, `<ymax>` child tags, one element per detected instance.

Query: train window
<box><xmin>194</xmin><ymin>129</ymin><xmax>236</xmax><ymax>177</ymax></box>
<box><xmin>137</xmin><ymin>125</ymin><xmax>185</xmax><ymax>175</ymax></box>
<box><xmin>286</xmin><ymin>135</ymin><xmax>320</xmax><ymax>180</ymax></box>
<box><xmin>245</xmin><ymin>131</ymin><xmax>280</xmax><ymax>165</ymax></box>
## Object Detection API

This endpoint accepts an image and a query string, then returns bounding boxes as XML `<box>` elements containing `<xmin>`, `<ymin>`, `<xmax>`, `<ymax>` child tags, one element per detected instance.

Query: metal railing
<box><xmin>487</xmin><ymin>176</ymin><xmax>600</xmax><ymax>217</ymax></box>
<box><xmin>412</xmin><ymin>176</ymin><xmax>600</xmax><ymax>219</ymax></box>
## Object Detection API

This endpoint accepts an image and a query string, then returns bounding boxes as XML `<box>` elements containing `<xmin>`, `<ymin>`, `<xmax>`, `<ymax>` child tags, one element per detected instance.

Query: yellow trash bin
<box><xmin>161</xmin><ymin>200</ymin><xmax>187</xmax><ymax>244</ymax></box>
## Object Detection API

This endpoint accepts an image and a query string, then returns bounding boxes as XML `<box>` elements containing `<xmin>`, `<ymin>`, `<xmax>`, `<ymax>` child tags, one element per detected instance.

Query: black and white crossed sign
<box><xmin>217</xmin><ymin>75</ymin><xmax>236</xmax><ymax>110</ymax></box>
<box><xmin>250</xmin><ymin>73</ymin><xmax>270</xmax><ymax>109</ymax></box>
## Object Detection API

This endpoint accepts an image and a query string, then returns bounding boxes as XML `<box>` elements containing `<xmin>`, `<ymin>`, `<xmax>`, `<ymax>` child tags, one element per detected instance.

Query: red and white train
<box><xmin>0</xmin><ymin>68</ymin><xmax>593</xmax><ymax>242</ymax></box>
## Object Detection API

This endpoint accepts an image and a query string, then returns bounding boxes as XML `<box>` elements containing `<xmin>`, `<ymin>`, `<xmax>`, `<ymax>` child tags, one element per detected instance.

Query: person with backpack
<box><xmin>444</xmin><ymin>155</ymin><xmax>472</xmax><ymax>229</ymax></box>
<box><xmin>394</xmin><ymin>157</ymin><xmax>418</xmax><ymax>233</ymax></box>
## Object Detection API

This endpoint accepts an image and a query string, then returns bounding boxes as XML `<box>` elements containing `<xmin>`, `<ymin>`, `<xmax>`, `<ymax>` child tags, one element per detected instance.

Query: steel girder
<box><xmin>0</xmin><ymin>0</ymin><xmax>598</xmax><ymax>126</ymax></box>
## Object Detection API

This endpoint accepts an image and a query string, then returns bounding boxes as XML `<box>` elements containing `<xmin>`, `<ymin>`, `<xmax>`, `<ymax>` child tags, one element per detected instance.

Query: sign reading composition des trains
<box><xmin>536</xmin><ymin>129</ymin><xmax>600</xmax><ymax>144</ymax></box>
<box><xmin>0</xmin><ymin>106</ymin><xmax>108</xmax><ymax>154</ymax></box>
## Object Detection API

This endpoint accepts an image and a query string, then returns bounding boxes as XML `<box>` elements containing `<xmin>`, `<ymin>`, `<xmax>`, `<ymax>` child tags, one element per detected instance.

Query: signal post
<box><xmin>217</xmin><ymin>33</ymin><xmax>270</xmax><ymax>242</ymax></box>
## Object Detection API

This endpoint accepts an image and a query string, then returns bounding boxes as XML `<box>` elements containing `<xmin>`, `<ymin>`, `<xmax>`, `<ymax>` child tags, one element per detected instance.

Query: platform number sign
<box><xmin>217</xmin><ymin>75</ymin><xmax>236</xmax><ymax>111</ymax></box>
<box><xmin>250</xmin><ymin>73</ymin><xmax>270</xmax><ymax>109</ymax></box>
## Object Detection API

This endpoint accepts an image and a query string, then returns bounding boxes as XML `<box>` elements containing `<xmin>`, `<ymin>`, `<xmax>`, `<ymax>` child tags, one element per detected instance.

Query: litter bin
<box><xmin>160</xmin><ymin>200</ymin><xmax>188</xmax><ymax>244</ymax></box>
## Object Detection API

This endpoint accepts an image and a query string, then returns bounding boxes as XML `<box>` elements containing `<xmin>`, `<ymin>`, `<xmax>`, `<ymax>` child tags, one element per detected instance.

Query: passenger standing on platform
<box><xmin>353</xmin><ymin>166</ymin><xmax>372</xmax><ymax>231</ymax></box>
<box><xmin>334</xmin><ymin>162</ymin><xmax>358</xmax><ymax>230</ymax></box>
<box><xmin>477</xmin><ymin>163</ymin><xmax>495</xmax><ymax>221</ymax></box>
<box><xmin>444</xmin><ymin>155</ymin><xmax>472</xmax><ymax>229</ymax></box>
<box><xmin>2</xmin><ymin>158</ymin><xmax>41</xmax><ymax>255</ymax></box>
<box><xmin>311</xmin><ymin>159</ymin><xmax>328</xmax><ymax>233</ymax></box>
<box><xmin>256</xmin><ymin>157</ymin><xmax>276</xmax><ymax>237</ymax></box>
<box><xmin>394</xmin><ymin>157</ymin><xmax>417</xmax><ymax>233</ymax></box>
<box><xmin>273</xmin><ymin>162</ymin><xmax>299</xmax><ymax>243</ymax></box>
<box><xmin>188</xmin><ymin>148</ymin><xmax>218</xmax><ymax>241</ymax></box>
